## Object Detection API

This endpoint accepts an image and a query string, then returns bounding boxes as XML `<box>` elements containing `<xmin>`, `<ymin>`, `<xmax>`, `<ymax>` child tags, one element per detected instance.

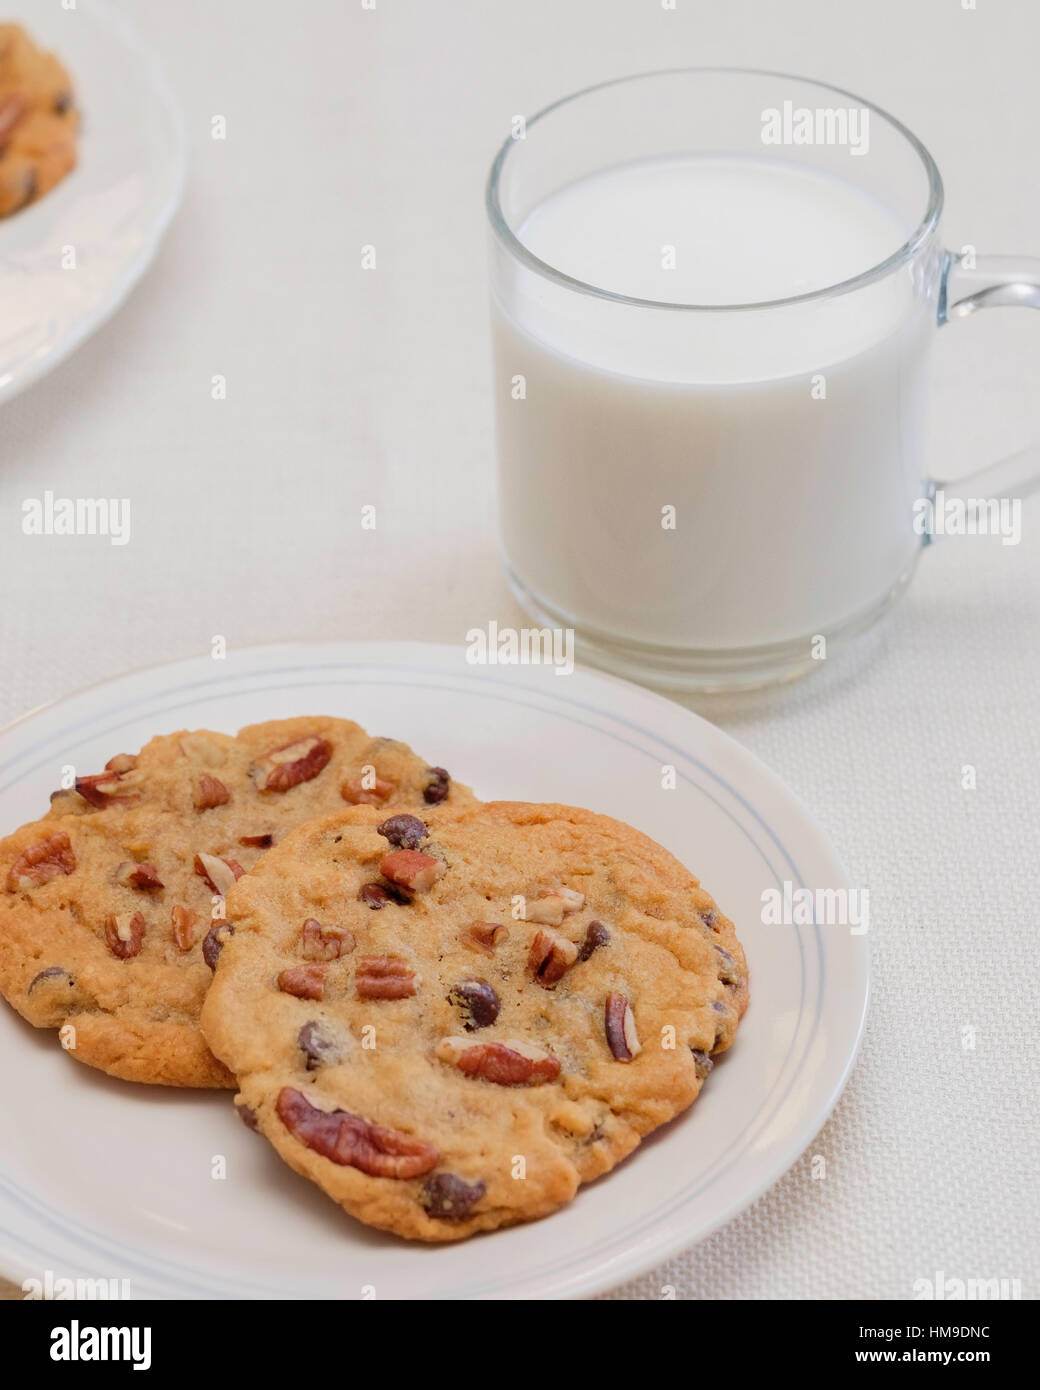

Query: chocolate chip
<box><xmin>363</xmin><ymin>879</ymin><xmax>411</xmax><ymax>908</ymax></box>
<box><xmin>27</xmin><ymin>965</ymin><xmax>72</xmax><ymax>994</ymax></box>
<box><xmin>710</xmin><ymin>1004</ymin><xmax>732</xmax><ymax>1053</ymax></box>
<box><xmin>357</xmin><ymin>882</ymin><xmax>409</xmax><ymax>910</ymax></box>
<box><xmin>578</xmin><ymin>920</ymin><xmax>610</xmax><ymax>961</ymax></box>
<box><xmin>376</xmin><ymin>813</ymin><xmax>428</xmax><ymax>850</ymax></box>
<box><xmin>238</xmin><ymin>1104</ymin><xmax>259</xmax><ymax>1132</ymax></box>
<box><xmin>448</xmin><ymin>979</ymin><xmax>500</xmax><ymax>1031</ymax></box>
<box><xmin>690</xmin><ymin>1048</ymin><xmax>714</xmax><ymax>1082</ymax></box>
<box><xmin>298</xmin><ymin>1021</ymin><xmax>339</xmax><ymax>1070</ymax></box>
<box><xmin>714</xmin><ymin>945</ymin><xmax>741</xmax><ymax>985</ymax></box>
<box><xmin>420</xmin><ymin>1172</ymin><xmax>486</xmax><ymax>1222</ymax></box>
<box><xmin>203</xmin><ymin>922</ymin><xmax>234</xmax><ymax>969</ymax></box>
<box><xmin>422</xmin><ymin>767</ymin><xmax>451</xmax><ymax>804</ymax></box>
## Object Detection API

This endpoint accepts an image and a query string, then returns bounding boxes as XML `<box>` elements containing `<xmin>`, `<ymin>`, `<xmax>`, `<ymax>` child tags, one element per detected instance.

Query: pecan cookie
<box><xmin>0</xmin><ymin>718</ymin><xmax>472</xmax><ymax>1087</ymax></box>
<box><xmin>200</xmin><ymin>801</ymin><xmax>748</xmax><ymax>1240</ymax></box>
<box><xmin>0</xmin><ymin>24</ymin><xmax>78</xmax><ymax>218</ymax></box>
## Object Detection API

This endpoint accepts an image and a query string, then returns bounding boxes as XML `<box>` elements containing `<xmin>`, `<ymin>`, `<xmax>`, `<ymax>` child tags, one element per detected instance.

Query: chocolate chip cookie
<box><xmin>200</xmin><ymin>801</ymin><xmax>748</xmax><ymax>1240</ymax></box>
<box><xmin>0</xmin><ymin>24</ymin><xmax>78</xmax><ymax>218</ymax></box>
<box><xmin>0</xmin><ymin>718</ymin><xmax>472</xmax><ymax>1087</ymax></box>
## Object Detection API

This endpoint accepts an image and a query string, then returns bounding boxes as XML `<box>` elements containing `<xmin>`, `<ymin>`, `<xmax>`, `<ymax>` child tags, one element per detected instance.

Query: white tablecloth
<box><xmin>1</xmin><ymin>0</ymin><xmax>1037</xmax><ymax>1299</ymax></box>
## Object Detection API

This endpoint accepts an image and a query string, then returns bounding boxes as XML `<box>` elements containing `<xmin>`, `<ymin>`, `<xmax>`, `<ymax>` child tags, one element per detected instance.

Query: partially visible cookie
<box><xmin>0</xmin><ymin>24</ymin><xmax>79</xmax><ymax>218</ymax></box>
<box><xmin>0</xmin><ymin>717</ymin><xmax>473</xmax><ymax>1087</ymax></box>
<box><xmin>201</xmin><ymin>801</ymin><xmax>748</xmax><ymax>1241</ymax></box>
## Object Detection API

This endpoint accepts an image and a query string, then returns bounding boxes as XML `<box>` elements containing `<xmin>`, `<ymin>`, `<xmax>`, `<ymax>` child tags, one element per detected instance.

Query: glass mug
<box><xmin>486</xmin><ymin>69</ymin><xmax>1040</xmax><ymax>691</ymax></box>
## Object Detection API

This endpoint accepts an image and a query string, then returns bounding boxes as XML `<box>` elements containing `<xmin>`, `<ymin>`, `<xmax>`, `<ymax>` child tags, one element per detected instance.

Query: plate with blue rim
<box><xmin>0</xmin><ymin>0</ymin><xmax>184</xmax><ymax>406</ymax></box>
<box><xmin>0</xmin><ymin>641</ymin><xmax>867</xmax><ymax>1299</ymax></box>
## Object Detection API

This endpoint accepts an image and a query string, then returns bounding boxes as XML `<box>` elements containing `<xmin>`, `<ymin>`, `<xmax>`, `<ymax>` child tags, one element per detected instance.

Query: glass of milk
<box><xmin>486</xmin><ymin>69</ymin><xmax>1040</xmax><ymax>690</ymax></box>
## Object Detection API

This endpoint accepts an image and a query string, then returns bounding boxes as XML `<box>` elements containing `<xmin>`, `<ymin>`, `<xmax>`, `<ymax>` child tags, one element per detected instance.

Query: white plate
<box><xmin>0</xmin><ymin>642</ymin><xmax>868</xmax><ymax>1299</ymax></box>
<box><xmin>0</xmin><ymin>0</ymin><xmax>184</xmax><ymax>404</ymax></box>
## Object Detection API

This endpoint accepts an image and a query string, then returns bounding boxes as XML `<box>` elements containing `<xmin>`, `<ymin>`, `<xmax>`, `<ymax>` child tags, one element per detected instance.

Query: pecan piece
<box><xmin>448</xmin><ymin>979</ymin><xmax>500</xmax><ymax>1030</ymax></box>
<box><xmin>278</xmin><ymin>965</ymin><xmax>324</xmax><ymax>1000</ymax></box>
<box><xmin>105</xmin><ymin>753</ymin><xmax>137</xmax><ymax>774</ymax></box>
<box><xmin>73</xmin><ymin>771</ymin><xmax>139</xmax><ymax>808</ymax></box>
<box><xmin>523</xmin><ymin>885</ymin><xmax>585</xmax><ymax>925</ymax></box>
<box><xmin>193</xmin><ymin>852</ymin><xmax>245</xmax><ymax>897</ymax></box>
<box><xmin>114</xmin><ymin>860</ymin><xmax>164</xmax><ymax>892</ymax></box>
<box><xmin>423</xmin><ymin>767</ymin><xmax>452</xmax><ymax>804</ymax></box>
<box><xmin>105</xmin><ymin>911</ymin><xmax>146</xmax><ymax>959</ymax></box>
<box><xmin>300</xmin><ymin>918</ymin><xmax>355</xmax><ymax>961</ymax></box>
<box><xmin>605</xmin><ymin>992</ymin><xmax>641</xmax><ymax>1061</ymax></box>
<box><xmin>341</xmin><ymin>775</ymin><xmax>396</xmax><ymax>806</ymax></box>
<box><xmin>379</xmin><ymin>848</ymin><xmax>444</xmax><ymax>893</ymax></box>
<box><xmin>238</xmin><ymin>832</ymin><xmax>274</xmax><ymax>848</ymax></box>
<box><xmin>376</xmin><ymin>813</ymin><xmax>428</xmax><ymax>850</ymax></box>
<box><xmin>421</xmin><ymin>1173</ymin><xmax>486</xmax><ymax>1222</ymax></box>
<box><xmin>7</xmin><ymin>833</ymin><xmax>76</xmax><ymax>892</ymax></box>
<box><xmin>522</xmin><ymin>893</ymin><xmax>565</xmax><ymax>926</ymax></box>
<box><xmin>356</xmin><ymin>955</ymin><xmax>419</xmax><ymax>999</ymax></box>
<box><xmin>203</xmin><ymin>921</ymin><xmax>234</xmax><ymax>969</ymax></box>
<box><xmin>461</xmin><ymin>921</ymin><xmax>509</xmax><ymax>956</ymax></box>
<box><xmin>276</xmin><ymin>1087</ymin><xmax>438</xmax><ymax>1178</ymax></box>
<box><xmin>577</xmin><ymin>920</ymin><xmax>610</xmax><ymax>961</ymax></box>
<box><xmin>436</xmin><ymin>1036</ymin><xmax>561</xmax><ymax>1086</ymax></box>
<box><xmin>0</xmin><ymin>94</ymin><xmax>27</xmax><ymax>151</ymax></box>
<box><xmin>528</xmin><ymin>929</ymin><xmax>578</xmax><ymax>986</ymax></box>
<box><xmin>251</xmin><ymin>736</ymin><xmax>332</xmax><ymax>792</ymax></box>
<box><xmin>178</xmin><ymin>733</ymin><xmax>226</xmax><ymax>767</ymax></box>
<box><xmin>194</xmin><ymin>774</ymin><xmax>230</xmax><ymax>810</ymax></box>
<box><xmin>171</xmin><ymin>905</ymin><xmax>200</xmax><ymax>951</ymax></box>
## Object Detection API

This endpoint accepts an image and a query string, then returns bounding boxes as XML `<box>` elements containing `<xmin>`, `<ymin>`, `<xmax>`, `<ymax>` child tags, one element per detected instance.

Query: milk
<box><xmin>492</xmin><ymin>155</ymin><xmax>934</xmax><ymax>651</ymax></box>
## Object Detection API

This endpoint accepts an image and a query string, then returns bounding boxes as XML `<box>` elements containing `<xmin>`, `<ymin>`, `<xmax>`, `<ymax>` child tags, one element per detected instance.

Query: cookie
<box><xmin>0</xmin><ymin>718</ymin><xmax>473</xmax><ymax>1087</ymax></box>
<box><xmin>0</xmin><ymin>24</ymin><xmax>79</xmax><ymax>218</ymax></box>
<box><xmin>200</xmin><ymin>801</ymin><xmax>748</xmax><ymax>1241</ymax></box>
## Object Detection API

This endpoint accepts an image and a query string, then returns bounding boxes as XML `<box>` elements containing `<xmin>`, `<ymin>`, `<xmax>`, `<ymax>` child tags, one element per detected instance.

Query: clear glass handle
<box><xmin>929</xmin><ymin>251</ymin><xmax>1040</xmax><ymax>529</ymax></box>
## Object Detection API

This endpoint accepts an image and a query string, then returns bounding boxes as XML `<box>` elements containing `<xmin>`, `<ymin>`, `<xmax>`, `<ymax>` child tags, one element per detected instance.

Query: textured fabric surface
<box><xmin>0</xmin><ymin>0</ymin><xmax>1036</xmax><ymax>1299</ymax></box>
